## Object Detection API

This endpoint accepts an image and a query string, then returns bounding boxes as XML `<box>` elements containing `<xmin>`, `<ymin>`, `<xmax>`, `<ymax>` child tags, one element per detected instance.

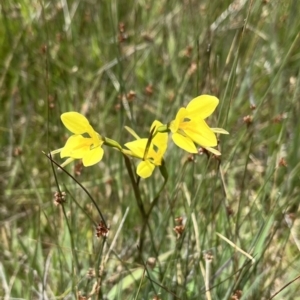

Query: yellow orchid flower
<box><xmin>169</xmin><ymin>95</ymin><xmax>228</xmax><ymax>155</ymax></box>
<box><xmin>51</xmin><ymin>112</ymin><xmax>104</xmax><ymax>167</ymax></box>
<box><xmin>124</xmin><ymin>120</ymin><xmax>168</xmax><ymax>178</ymax></box>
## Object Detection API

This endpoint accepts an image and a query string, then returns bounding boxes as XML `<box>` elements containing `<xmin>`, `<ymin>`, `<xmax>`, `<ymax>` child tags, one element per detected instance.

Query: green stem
<box><xmin>122</xmin><ymin>154</ymin><xmax>146</xmax><ymax>219</ymax></box>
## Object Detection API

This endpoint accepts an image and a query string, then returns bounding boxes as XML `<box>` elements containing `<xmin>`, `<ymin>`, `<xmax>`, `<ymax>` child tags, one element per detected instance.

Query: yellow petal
<box><xmin>60</xmin><ymin>135</ymin><xmax>92</xmax><ymax>158</ymax></box>
<box><xmin>86</xmin><ymin>124</ymin><xmax>101</xmax><ymax>142</ymax></box>
<box><xmin>183</xmin><ymin>119</ymin><xmax>217</xmax><ymax>147</ymax></box>
<box><xmin>146</xmin><ymin>146</ymin><xmax>164</xmax><ymax>166</ymax></box>
<box><xmin>211</xmin><ymin>128</ymin><xmax>229</xmax><ymax>134</ymax></box>
<box><xmin>145</xmin><ymin>120</ymin><xmax>166</xmax><ymax>158</ymax></box>
<box><xmin>172</xmin><ymin>132</ymin><xmax>198</xmax><ymax>153</ymax></box>
<box><xmin>169</xmin><ymin>108</ymin><xmax>187</xmax><ymax>133</ymax></box>
<box><xmin>124</xmin><ymin>139</ymin><xmax>148</xmax><ymax>159</ymax></box>
<box><xmin>152</xmin><ymin>128</ymin><xmax>168</xmax><ymax>154</ymax></box>
<box><xmin>137</xmin><ymin>160</ymin><xmax>155</xmax><ymax>178</ymax></box>
<box><xmin>186</xmin><ymin>95</ymin><xmax>219</xmax><ymax>119</ymax></box>
<box><xmin>168</xmin><ymin>120</ymin><xmax>177</xmax><ymax>133</ymax></box>
<box><xmin>150</xmin><ymin>120</ymin><xmax>163</xmax><ymax>133</ymax></box>
<box><xmin>82</xmin><ymin>147</ymin><xmax>104</xmax><ymax>166</ymax></box>
<box><xmin>61</xmin><ymin>112</ymin><xmax>90</xmax><ymax>134</ymax></box>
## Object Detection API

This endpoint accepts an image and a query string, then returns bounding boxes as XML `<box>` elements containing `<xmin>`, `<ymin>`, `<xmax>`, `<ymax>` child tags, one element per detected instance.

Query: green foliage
<box><xmin>1</xmin><ymin>0</ymin><xmax>300</xmax><ymax>299</ymax></box>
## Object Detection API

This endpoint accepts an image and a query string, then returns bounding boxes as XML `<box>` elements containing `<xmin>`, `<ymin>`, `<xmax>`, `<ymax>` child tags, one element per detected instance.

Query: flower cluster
<box><xmin>50</xmin><ymin>95</ymin><xmax>228</xmax><ymax>178</ymax></box>
<box><xmin>124</xmin><ymin>120</ymin><xmax>168</xmax><ymax>178</ymax></box>
<box><xmin>50</xmin><ymin>112</ymin><xmax>104</xmax><ymax>167</ymax></box>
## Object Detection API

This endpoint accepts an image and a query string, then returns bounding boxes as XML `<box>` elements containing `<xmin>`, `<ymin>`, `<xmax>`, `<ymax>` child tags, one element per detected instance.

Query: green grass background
<box><xmin>1</xmin><ymin>0</ymin><xmax>300</xmax><ymax>299</ymax></box>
